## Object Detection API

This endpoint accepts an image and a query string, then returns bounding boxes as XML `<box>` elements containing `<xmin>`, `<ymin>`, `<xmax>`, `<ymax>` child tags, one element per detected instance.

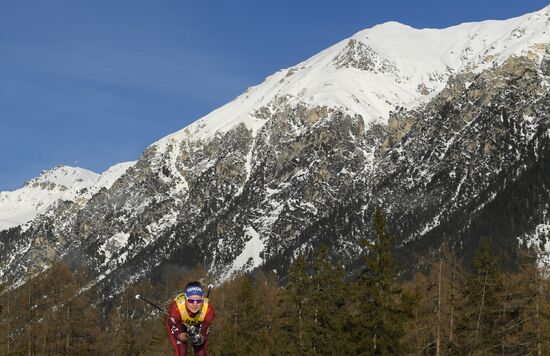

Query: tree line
<box><xmin>1</xmin><ymin>209</ymin><xmax>550</xmax><ymax>355</ymax></box>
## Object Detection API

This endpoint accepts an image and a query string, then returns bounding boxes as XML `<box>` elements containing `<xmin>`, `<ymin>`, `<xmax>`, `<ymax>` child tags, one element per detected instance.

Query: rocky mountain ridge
<box><xmin>0</xmin><ymin>163</ymin><xmax>134</xmax><ymax>232</ymax></box>
<box><xmin>1</xmin><ymin>6</ymin><xmax>550</xmax><ymax>296</ymax></box>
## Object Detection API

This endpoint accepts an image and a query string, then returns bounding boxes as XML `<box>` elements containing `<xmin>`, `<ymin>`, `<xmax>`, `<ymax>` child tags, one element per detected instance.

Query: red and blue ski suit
<box><xmin>166</xmin><ymin>294</ymin><xmax>215</xmax><ymax>356</ymax></box>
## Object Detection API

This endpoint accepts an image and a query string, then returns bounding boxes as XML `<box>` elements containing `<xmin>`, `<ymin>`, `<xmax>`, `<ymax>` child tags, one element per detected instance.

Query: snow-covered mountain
<box><xmin>157</xmin><ymin>6</ymin><xmax>550</xmax><ymax>146</ymax></box>
<box><xmin>0</xmin><ymin>163</ymin><xmax>135</xmax><ymax>231</ymax></box>
<box><xmin>1</xmin><ymin>5</ymin><xmax>550</xmax><ymax>295</ymax></box>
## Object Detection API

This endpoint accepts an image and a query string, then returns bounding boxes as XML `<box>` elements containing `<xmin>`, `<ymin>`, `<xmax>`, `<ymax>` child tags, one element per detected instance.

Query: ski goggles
<box><xmin>187</xmin><ymin>298</ymin><xmax>203</xmax><ymax>304</ymax></box>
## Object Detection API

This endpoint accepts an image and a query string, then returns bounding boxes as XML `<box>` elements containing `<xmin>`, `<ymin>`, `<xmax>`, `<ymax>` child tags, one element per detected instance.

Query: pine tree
<box><xmin>0</xmin><ymin>278</ymin><xmax>14</xmax><ymax>355</ymax></box>
<box><xmin>404</xmin><ymin>247</ymin><xmax>463</xmax><ymax>355</ymax></box>
<box><xmin>235</xmin><ymin>275</ymin><xmax>271</xmax><ymax>354</ymax></box>
<box><xmin>209</xmin><ymin>276</ymin><xmax>238</xmax><ymax>355</ymax></box>
<box><xmin>353</xmin><ymin>208</ymin><xmax>414</xmax><ymax>355</ymax></box>
<box><xmin>509</xmin><ymin>249</ymin><xmax>550</xmax><ymax>355</ymax></box>
<box><xmin>275</xmin><ymin>255</ymin><xmax>316</xmax><ymax>355</ymax></box>
<box><xmin>138</xmin><ymin>318</ymin><xmax>162</xmax><ymax>355</ymax></box>
<box><xmin>456</xmin><ymin>239</ymin><xmax>504</xmax><ymax>354</ymax></box>
<box><xmin>254</xmin><ymin>270</ymin><xmax>279</xmax><ymax>352</ymax></box>
<box><xmin>211</xmin><ymin>275</ymin><xmax>268</xmax><ymax>355</ymax></box>
<box><xmin>310</xmin><ymin>244</ymin><xmax>352</xmax><ymax>355</ymax></box>
<box><xmin>29</xmin><ymin>262</ymin><xmax>101</xmax><ymax>355</ymax></box>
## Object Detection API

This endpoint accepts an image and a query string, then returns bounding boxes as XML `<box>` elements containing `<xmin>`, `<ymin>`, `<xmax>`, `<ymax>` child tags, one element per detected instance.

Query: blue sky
<box><xmin>1</xmin><ymin>0</ymin><xmax>548</xmax><ymax>190</ymax></box>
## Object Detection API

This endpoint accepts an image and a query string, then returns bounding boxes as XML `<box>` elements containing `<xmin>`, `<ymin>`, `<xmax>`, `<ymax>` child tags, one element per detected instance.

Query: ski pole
<box><xmin>135</xmin><ymin>294</ymin><xmax>169</xmax><ymax>315</ymax></box>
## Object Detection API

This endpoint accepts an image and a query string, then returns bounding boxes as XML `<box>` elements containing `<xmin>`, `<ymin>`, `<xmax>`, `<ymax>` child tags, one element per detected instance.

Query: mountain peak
<box><xmin>153</xmin><ymin>7</ymin><xmax>550</xmax><ymax>154</ymax></box>
<box><xmin>371</xmin><ymin>20</ymin><xmax>414</xmax><ymax>30</ymax></box>
<box><xmin>24</xmin><ymin>165</ymin><xmax>99</xmax><ymax>189</ymax></box>
<box><xmin>2</xmin><ymin>6</ymin><xmax>550</xmax><ymax>304</ymax></box>
<box><xmin>0</xmin><ymin>162</ymin><xmax>134</xmax><ymax>231</ymax></box>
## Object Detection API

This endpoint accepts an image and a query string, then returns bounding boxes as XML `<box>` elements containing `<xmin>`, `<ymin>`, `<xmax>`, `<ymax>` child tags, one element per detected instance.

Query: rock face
<box><xmin>334</xmin><ymin>39</ymin><xmax>399</xmax><ymax>77</ymax></box>
<box><xmin>1</xmin><ymin>7</ymin><xmax>550</xmax><ymax>296</ymax></box>
<box><xmin>369</xmin><ymin>55</ymin><xmax>550</xmax><ymax>266</ymax></box>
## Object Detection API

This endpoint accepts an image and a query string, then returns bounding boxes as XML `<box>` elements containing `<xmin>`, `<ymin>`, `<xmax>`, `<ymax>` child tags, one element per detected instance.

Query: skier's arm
<box><xmin>199</xmin><ymin>304</ymin><xmax>215</xmax><ymax>341</ymax></box>
<box><xmin>166</xmin><ymin>301</ymin><xmax>185</xmax><ymax>338</ymax></box>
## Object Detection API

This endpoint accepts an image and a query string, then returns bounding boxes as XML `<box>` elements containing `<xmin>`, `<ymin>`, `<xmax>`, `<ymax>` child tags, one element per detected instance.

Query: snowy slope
<box><xmin>0</xmin><ymin>162</ymin><xmax>135</xmax><ymax>231</ymax></box>
<box><xmin>145</xmin><ymin>5</ymin><xmax>550</xmax><ymax>276</ymax></box>
<box><xmin>154</xmin><ymin>5</ymin><xmax>550</xmax><ymax>150</ymax></box>
<box><xmin>79</xmin><ymin>162</ymin><xmax>136</xmax><ymax>201</ymax></box>
<box><xmin>2</xmin><ymin>5</ymin><xmax>550</xmax><ymax>289</ymax></box>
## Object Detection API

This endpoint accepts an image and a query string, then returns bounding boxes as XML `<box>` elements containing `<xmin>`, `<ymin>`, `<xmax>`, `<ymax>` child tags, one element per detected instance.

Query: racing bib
<box><xmin>174</xmin><ymin>294</ymin><xmax>209</xmax><ymax>327</ymax></box>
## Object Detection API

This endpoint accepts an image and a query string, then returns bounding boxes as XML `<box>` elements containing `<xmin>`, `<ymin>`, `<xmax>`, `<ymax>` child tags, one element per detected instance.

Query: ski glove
<box><xmin>187</xmin><ymin>325</ymin><xmax>203</xmax><ymax>346</ymax></box>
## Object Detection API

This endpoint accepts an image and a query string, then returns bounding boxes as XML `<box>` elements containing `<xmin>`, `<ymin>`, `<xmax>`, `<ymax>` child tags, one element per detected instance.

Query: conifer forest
<box><xmin>1</xmin><ymin>210</ymin><xmax>550</xmax><ymax>355</ymax></box>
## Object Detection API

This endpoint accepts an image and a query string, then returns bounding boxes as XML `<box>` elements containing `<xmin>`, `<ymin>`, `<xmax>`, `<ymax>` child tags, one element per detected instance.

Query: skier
<box><xmin>166</xmin><ymin>281</ymin><xmax>215</xmax><ymax>356</ymax></box>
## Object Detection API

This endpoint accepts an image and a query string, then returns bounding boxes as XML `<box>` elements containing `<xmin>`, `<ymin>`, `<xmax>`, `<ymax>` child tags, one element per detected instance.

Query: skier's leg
<box><xmin>165</xmin><ymin>318</ymin><xmax>187</xmax><ymax>356</ymax></box>
<box><xmin>193</xmin><ymin>338</ymin><xmax>208</xmax><ymax>356</ymax></box>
